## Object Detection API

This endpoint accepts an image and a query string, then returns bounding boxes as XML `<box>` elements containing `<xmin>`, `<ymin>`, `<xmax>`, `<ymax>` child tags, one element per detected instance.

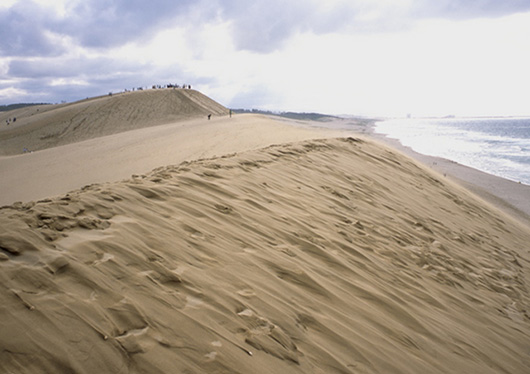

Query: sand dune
<box><xmin>0</xmin><ymin>114</ymin><xmax>349</xmax><ymax>206</ymax></box>
<box><xmin>0</xmin><ymin>89</ymin><xmax>351</xmax><ymax>206</ymax></box>
<box><xmin>1</xmin><ymin>92</ymin><xmax>529</xmax><ymax>373</ymax></box>
<box><xmin>1</xmin><ymin>136</ymin><xmax>529</xmax><ymax>373</ymax></box>
<box><xmin>0</xmin><ymin>88</ymin><xmax>228</xmax><ymax>155</ymax></box>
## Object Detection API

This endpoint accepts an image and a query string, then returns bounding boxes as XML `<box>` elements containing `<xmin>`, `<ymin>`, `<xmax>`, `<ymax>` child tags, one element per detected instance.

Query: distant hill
<box><xmin>0</xmin><ymin>89</ymin><xmax>228</xmax><ymax>155</ymax></box>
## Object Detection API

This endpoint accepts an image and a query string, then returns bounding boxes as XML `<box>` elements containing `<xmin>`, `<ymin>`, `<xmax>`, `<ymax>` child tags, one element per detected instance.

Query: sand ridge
<box><xmin>0</xmin><ymin>88</ymin><xmax>228</xmax><ymax>155</ymax></box>
<box><xmin>0</xmin><ymin>114</ymin><xmax>349</xmax><ymax>206</ymax></box>
<box><xmin>1</xmin><ymin>137</ymin><xmax>529</xmax><ymax>373</ymax></box>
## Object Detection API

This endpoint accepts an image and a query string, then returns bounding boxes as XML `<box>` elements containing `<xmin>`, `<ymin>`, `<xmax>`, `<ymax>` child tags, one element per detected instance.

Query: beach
<box><xmin>362</xmin><ymin>128</ymin><xmax>530</xmax><ymax>229</ymax></box>
<box><xmin>370</xmin><ymin>117</ymin><xmax>530</xmax><ymax>226</ymax></box>
<box><xmin>1</xmin><ymin>90</ymin><xmax>529</xmax><ymax>374</ymax></box>
<box><xmin>279</xmin><ymin>116</ymin><xmax>530</xmax><ymax>226</ymax></box>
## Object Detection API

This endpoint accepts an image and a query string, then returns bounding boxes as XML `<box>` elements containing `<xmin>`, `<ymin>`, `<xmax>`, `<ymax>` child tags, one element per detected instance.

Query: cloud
<box><xmin>0</xmin><ymin>87</ymin><xmax>28</xmax><ymax>101</ymax></box>
<box><xmin>7</xmin><ymin>56</ymin><xmax>148</xmax><ymax>79</ymax></box>
<box><xmin>216</xmin><ymin>0</ymin><xmax>391</xmax><ymax>53</ymax></box>
<box><xmin>215</xmin><ymin>0</ymin><xmax>530</xmax><ymax>53</ymax></box>
<box><xmin>0</xmin><ymin>2</ymin><xmax>67</xmax><ymax>56</ymax></box>
<box><xmin>217</xmin><ymin>0</ymin><xmax>311</xmax><ymax>52</ymax></box>
<box><xmin>415</xmin><ymin>0</ymin><xmax>530</xmax><ymax>19</ymax></box>
<box><xmin>57</xmin><ymin>0</ymin><xmax>201</xmax><ymax>49</ymax></box>
<box><xmin>2</xmin><ymin>50</ymin><xmax>201</xmax><ymax>105</ymax></box>
<box><xmin>2</xmin><ymin>0</ymin><xmax>530</xmax><ymax>113</ymax></box>
<box><xmin>0</xmin><ymin>0</ymin><xmax>370</xmax><ymax>55</ymax></box>
<box><xmin>0</xmin><ymin>0</ymin><xmax>204</xmax><ymax>56</ymax></box>
<box><xmin>3</xmin><ymin>0</ymin><xmax>530</xmax><ymax>57</ymax></box>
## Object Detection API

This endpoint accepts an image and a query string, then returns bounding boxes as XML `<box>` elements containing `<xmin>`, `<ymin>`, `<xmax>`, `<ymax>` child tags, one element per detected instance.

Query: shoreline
<box><xmin>368</xmin><ymin>124</ymin><xmax>530</xmax><ymax>228</ymax></box>
<box><xmin>292</xmin><ymin>116</ymin><xmax>530</xmax><ymax>228</ymax></box>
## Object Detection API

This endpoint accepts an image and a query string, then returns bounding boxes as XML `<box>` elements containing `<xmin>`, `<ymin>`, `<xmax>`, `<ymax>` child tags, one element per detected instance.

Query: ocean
<box><xmin>374</xmin><ymin>117</ymin><xmax>530</xmax><ymax>186</ymax></box>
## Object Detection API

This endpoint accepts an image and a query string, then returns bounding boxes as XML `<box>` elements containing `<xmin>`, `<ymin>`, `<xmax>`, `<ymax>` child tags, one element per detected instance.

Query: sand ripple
<box><xmin>1</xmin><ymin>138</ymin><xmax>529</xmax><ymax>373</ymax></box>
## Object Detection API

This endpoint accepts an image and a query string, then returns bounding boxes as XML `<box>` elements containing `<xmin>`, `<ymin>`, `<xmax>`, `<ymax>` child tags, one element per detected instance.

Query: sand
<box><xmin>1</xmin><ymin>91</ymin><xmax>530</xmax><ymax>373</ymax></box>
<box><xmin>288</xmin><ymin>116</ymin><xmax>530</xmax><ymax>226</ymax></box>
<box><xmin>0</xmin><ymin>89</ymin><xmax>229</xmax><ymax>156</ymax></box>
<box><xmin>0</xmin><ymin>114</ymin><xmax>348</xmax><ymax>206</ymax></box>
<box><xmin>0</xmin><ymin>89</ymin><xmax>348</xmax><ymax>206</ymax></box>
<box><xmin>366</xmin><ymin>127</ymin><xmax>530</xmax><ymax>227</ymax></box>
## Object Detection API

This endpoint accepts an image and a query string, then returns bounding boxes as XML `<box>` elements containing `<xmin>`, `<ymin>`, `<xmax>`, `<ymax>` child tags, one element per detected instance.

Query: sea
<box><xmin>374</xmin><ymin>117</ymin><xmax>530</xmax><ymax>186</ymax></box>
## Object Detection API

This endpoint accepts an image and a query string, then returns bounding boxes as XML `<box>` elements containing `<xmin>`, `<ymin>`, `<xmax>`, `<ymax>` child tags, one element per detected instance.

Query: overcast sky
<box><xmin>1</xmin><ymin>0</ymin><xmax>530</xmax><ymax>117</ymax></box>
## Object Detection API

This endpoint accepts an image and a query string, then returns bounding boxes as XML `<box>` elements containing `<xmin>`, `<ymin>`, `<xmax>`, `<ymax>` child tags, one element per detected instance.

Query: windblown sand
<box><xmin>0</xmin><ymin>91</ymin><xmax>346</xmax><ymax>206</ymax></box>
<box><xmin>1</xmin><ymin>91</ymin><xmax>529</xmax><ymax>373</ymax></box>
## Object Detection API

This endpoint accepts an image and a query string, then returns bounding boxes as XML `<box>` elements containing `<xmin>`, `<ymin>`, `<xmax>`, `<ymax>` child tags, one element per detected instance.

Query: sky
<box><xmin>1</xmin><ymin>0</ymin><xmax>530</xmax><ymax>117</ymax></box>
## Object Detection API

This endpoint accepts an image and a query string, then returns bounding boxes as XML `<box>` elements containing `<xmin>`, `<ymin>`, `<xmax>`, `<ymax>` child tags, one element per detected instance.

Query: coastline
<box><xmin>369</xmin><ymin>123</ymin><xmax>530</xmax><ymax>228</ymax></box>
<box><xmin>294</xmin><ymin>116</ymin><xmax>530</xmax><ymax>228</ymax></box>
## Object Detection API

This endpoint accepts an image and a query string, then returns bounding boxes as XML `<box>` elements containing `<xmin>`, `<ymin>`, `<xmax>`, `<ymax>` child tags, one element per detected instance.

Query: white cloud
<box><xmin>1</xmin><ymin>1</ymin><xmax>530</xmax><ymax>116</ymax></box>
<box><xmin>0</xmin><ymin>87</ymin><xmax>28</xmax><ymax>100</ymax></box>
<box><xmin>0</xmin><ymin>58</ymin><xmax>10</xmax><ymax>76</ymax></box>
<box><xmin>50</xmin><ymin>78</ymin><xmax>89</xmax><ymax>87</ymax></box>
<box><xmin>209</xmin><ymin>11</ymin><xmax>530</xmax><ymax>116</ymax></box>
<box><xmin>31</xmin><ymin>0</ymin><xmax>79</xmax><ymax>18</ymax></box>
<box><xmin>0</xmin><ymin>0</ymin><xmax>17</xmax><ymax>9</ymax></box>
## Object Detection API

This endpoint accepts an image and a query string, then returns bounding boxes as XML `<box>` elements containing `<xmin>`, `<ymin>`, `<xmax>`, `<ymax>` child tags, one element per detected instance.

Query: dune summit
<box><xmin>1</xmin><ymin>133</ymin><xmax>529</xmax><ymax>373</ymax></box>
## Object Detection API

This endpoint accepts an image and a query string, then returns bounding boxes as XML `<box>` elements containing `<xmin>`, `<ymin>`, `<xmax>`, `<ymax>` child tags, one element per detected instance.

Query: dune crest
<box><xmin>1</xmin><ymin>137</ymin><xmax>529</xmax><ymax>373</ymax></box>
<box><xmin>0</xmin><ymin>89</ymin><xmax>228</xmax><ymax>155</ymax></box>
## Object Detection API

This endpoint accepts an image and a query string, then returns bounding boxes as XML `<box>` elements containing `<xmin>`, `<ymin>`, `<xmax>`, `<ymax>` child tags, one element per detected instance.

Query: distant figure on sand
<box><xmin>208</xmin><ymin>114</ymin><xmax>212</xmax><ymax>120</ymax></box>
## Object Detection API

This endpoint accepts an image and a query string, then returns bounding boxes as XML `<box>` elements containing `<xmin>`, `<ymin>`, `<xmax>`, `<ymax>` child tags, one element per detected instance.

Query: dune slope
<box><xmin>0</xmin><ymin>89</ymin><xmax>228</xmax><ymax>155</ymax></box>
<box><xmin>0</xmin><ymin>114</ymin><xmax>348</xmax><ymax>206</ymax></box>
<box><xmin>1</xmin><ymin>137</ymin><xmax>529</xmax><ymax>374</ymax></box>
